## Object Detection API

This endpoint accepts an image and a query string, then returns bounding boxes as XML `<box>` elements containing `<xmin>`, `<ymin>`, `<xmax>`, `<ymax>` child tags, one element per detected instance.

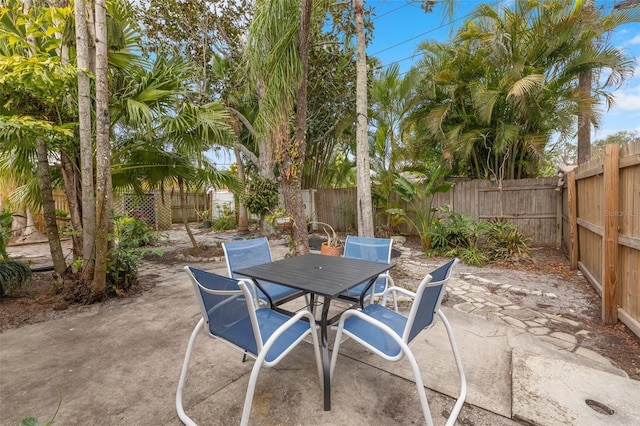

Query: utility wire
<box><xmin>370</xmin><ymin>1</ymin><xmax>414</xmax><ymax>21</ymax></box>
<box><xmin>369</xmin><ymin>0</ymin><xmax>506</xmax><ymax>74</ymax></box>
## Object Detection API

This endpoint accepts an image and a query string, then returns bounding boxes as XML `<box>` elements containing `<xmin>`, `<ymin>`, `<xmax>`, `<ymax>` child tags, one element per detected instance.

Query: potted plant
<box><xmin>196</xmin><ymin>209</ymin><xmax>212</xmax><ymax>229</ymax></box>
<box><xmin>309</xmin><ymin>221</ymin><xmax>342</xmax><ymax>256</ymax></box>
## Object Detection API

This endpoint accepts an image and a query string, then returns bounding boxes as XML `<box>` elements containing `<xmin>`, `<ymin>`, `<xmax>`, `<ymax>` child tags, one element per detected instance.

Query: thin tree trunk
<box><xmin>282</xmin><ymin>0</ymin><xmax>312</xmax><ymax>256</ymax></box>
<box><xmin>179</xmin><ymin>179</ymin><xmax>198</xmax><ymax>248</ymax></box>
<box><xmin>354</xmin><ymin>0</ymin><xmax>374</xmax><ymax>237</ymax></box>
<box><xmin>92</xmin><ymin>0</ymin><xmax>110</xmax><ymax>299</ymax></box>
<box><xmin>36</xmin><ymin>138</ymin><xmax>67</xmax><ymax>278</ymax></box>
<box><xmin>60</xmin><ymin>152</ymin><xmax>83</xmax><ymax>258</ymax></box>
<box><xmin>234</xmin><ymin>149</ymin><xmax>249</xmax><ymax>232</ymax></box>
<box><xmin>75</xmin><ymin>0</ymin><xmax>96</xmax><ymax>277</ymax></box>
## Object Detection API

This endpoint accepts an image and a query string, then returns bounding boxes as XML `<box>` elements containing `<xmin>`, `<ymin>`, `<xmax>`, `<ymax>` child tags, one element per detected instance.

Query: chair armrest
<box><xmin>260</xmin><ymin>309</ymin><xmax>317</xmax><ymax>367</ymax></box>
<box><xmin>381</xmin><ymin>286</ymin><xmax>416</xmax><ymax>306</ymax></box>
<box><xmin>336</xmin><ymin>308</ymin><xmax>408</xmax><ymax>361</ymax></box>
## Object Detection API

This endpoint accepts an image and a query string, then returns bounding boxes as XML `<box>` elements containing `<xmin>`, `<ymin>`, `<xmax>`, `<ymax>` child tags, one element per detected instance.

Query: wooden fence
<box><xmin>170</xmin><ymin>192</ymin><xmax>208</xmax><ymax>223</ymax></box>
<box><xmin>563</xmin><ymin>141</ymin><xmax>640</xmax><ymax>336</ymax></box>
<box><xmin>315</xmin><ymin>177</ymin><xmax>560</xmax><ymax>245</ymax></box>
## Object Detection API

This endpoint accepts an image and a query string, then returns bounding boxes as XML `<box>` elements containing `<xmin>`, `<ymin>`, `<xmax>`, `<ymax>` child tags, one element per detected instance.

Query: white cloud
<box><xmin>611</xmin><ymin>90</ymin><xmax>640</xmax><ymax>112</ymax></box>
<box><xmin>629</xmin><ymin>34</ymin><xmax>640</xmax><ymax>45</ymax></box>
<box><xmin>609</xmin><ymin>78</ymin><xmax>640</xmax><ymax>112</ymax></box>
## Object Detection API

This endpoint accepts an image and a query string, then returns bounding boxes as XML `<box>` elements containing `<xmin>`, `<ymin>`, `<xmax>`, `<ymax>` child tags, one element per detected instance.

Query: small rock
<box><xmin>53</xmin><ymin>300</ymin><xmax>68</xmax><ymax>311</ymax></box>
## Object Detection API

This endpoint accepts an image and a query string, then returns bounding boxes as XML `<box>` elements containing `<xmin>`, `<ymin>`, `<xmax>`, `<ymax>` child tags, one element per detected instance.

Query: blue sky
<box><xmin>366</xmin><ymin>0</ymin><xmax>640</xmax><ymax>140</ymax></box>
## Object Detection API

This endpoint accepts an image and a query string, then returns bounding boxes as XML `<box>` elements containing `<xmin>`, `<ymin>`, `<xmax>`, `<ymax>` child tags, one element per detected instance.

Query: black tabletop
<box><xmin>234</xmin><ymin>253</ymin><xmax>393</xmax><ymax>298</ymax></box>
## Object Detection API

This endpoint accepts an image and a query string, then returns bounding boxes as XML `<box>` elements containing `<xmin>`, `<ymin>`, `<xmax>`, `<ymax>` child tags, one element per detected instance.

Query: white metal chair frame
<box><xmin>329</xmin><ymin>259</ymin><xmax>466</xmax><ymax>426</ymax></box>
<box><xmin>177</xmin><ymin>266</ymin><xmax>323</xmax><ymax>426</ymax></box>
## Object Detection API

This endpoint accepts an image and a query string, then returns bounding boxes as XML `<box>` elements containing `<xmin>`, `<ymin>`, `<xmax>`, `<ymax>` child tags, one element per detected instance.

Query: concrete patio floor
<box><xmin>1</xmin><ymin>234</ymin><xmax>639</xmax><ymax>425</ymax></box>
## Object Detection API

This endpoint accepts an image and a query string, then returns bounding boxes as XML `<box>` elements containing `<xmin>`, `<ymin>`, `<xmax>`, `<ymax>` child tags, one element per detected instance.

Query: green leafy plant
<box><xmin>485</xmin><ymin>219</ymin><xmax>531</xmax><ymax>260</ymax></box>
<box><xmin>0</xmin><ymin>208</ymin><xmax>14</xmax><ymax>259</ymax></box>
<box><xmin>195</xmin><ymin>209</ymin><xmax>211</xmax><ymax>221</ymax></box>
<box><xmin>113</xmin><ymin>215</ymin><xmax>162</xmax><ymax>249</ymax></box>
<box><xmin>106</xmin><ymin>246</ymin><xmax>142</xmax><ymax>296</ymax></box>
<box><xmin>107</xmin><ymin>214</ymin><xmax>163</xmax><ymax>295</ymax></box>
<box><xmin>458</xmin><ymin>247</ymin><xmax>489</xmax><ymax>267</ymax></box>
<box><xmin>0</xmin><ymin>260</ymin><xmax>32</xmax><ymax>298</ymax></box>
<box><xmin>212</xmin><ymin>203</ymin><xmax>236</xmax><ymax>231</ymax></box>
<box><xmin>54</xmin><ymin>209</ymin><xmax>68</xmax><ymax>218</ymax></box>
<box><xmin>243</xmin><ymin>176</ymin><xmax>280</xmax><ymax>219</ymax></box>
<box><xmin>427</xmin><ymin>209</ymin><xmax>531</xmax><ymax>266</ymax></box>
<box><xmin>386</xmin><ymin>167</ymin><xmax>454</xmax><ymax>250</ymax></box>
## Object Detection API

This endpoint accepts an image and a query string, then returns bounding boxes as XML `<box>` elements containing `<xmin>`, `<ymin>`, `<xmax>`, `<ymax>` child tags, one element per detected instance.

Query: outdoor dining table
<box><xmin>234</xmin><ymin>253</ymin><xmax>394</xmax><ymax>411</ymax></box>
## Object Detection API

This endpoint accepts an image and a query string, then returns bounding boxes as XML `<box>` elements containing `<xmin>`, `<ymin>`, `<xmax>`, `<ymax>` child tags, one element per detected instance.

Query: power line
<box><xmin>370</xmin><ymin>0</ymin><xmax>504</xmax><ymax>57</ymax></box>
<box><xmin>371</xmin><ymin>1</ymin><xmax>414</xmax><ymax>21</ymax></box>
<box><xmin>369</xmin><ymin>0</ymin><xmax>507</xmax><ymax>73</ymax></box>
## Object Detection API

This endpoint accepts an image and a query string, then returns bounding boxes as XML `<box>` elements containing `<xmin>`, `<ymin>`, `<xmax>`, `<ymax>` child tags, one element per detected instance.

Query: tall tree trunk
<box><xmin>577</xmin><ymin>70</ymin><xmax>592</xmax><ymax>164</ymax></box>
<box><xmin>36</xmin><ymin>138</ymin><xmax>67</xmax><ymax>279</ymax></box>
<box><xmin>178</xmin><ymin>178</ymin><xmax>199</xmax><ymax>248</ymax></box>
<box><xmin>92</xmin><ymin>0</ymin><xmax>110</xmax><ymax>299</ymax></box>
<box><xmin>60</xmin><ymin>152</ymin><xmax>83</xmax><ymax>258</ymax></box>
<box><xmin>234</xmin><ymin>149</ymin><xmax>249</xmax><ymax>232</ymax></box>
<box><xmin>354</xmin><ymin>0</ymin><xmax>374</xmax><ymax>237</ymax></box>
<box><xmin>281</xmin><ymin>0</ymin><xmax>312</xmax><ymax>256</ymax></box>
<box><xmin>75</xmin><ymin>0</ymin><xmax>96</xmax><ymax>278</ymax></box>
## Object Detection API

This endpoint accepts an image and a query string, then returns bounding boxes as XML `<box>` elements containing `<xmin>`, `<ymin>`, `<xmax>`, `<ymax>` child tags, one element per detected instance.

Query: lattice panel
<box><xmin>114</xmin><ymin>192</ymin><xmax>172</xmax><ymax>230</ymax></box>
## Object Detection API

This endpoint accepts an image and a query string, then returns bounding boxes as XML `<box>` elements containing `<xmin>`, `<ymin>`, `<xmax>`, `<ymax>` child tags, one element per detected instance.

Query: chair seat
<box><xmin>341</xmin><ymin>279</ymin><xmax>387</xmax><ymax>300</ymax></box>
<box><xmin>342</xmin><ymin>304</ymin><xmax>407</xmax><ymax>358</ymax></box>
<box><xmin>214</xmin><ymin>308</ymin><xmax>312</xmax><ymax>363</ymax></box>
<box><xmin>257</xmin><ymin>280</ymin><xmax>304</xmax><ymax>304</ymax></box>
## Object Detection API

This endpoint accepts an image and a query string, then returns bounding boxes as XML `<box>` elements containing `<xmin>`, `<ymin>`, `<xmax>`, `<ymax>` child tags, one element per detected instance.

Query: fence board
<box><xmin>568</xmin><ymin>139</ymin><xmax>640</xmax><ymax>336</ymax></box>
<box><xmin>170</xmin><ymin>192</ymin><xmax>208</xmax><ymax>223</ymax></box>
<box><xmin>314</xmin><ymin>188</ymin><xmax>357</xmax><ymax>232</ymax></box>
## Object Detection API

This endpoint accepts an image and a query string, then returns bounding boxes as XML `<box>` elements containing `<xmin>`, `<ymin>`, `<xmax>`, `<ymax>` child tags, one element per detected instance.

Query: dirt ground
<box><xmin>1</xmin><ymin>228</ymin><xmax>639</xmax><ymax>381</ymax></box>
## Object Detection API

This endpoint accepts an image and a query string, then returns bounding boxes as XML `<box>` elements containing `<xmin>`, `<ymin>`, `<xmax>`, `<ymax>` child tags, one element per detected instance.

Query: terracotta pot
<box><xmin>320</xmin><ymin>242</ymin><xmax>343</xmax><ymax>256</ymax></box>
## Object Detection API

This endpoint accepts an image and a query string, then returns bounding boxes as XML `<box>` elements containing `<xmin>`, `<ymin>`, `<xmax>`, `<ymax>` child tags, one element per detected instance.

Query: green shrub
<box><xmin>0</xmin><ymin>260</ymin><xmax>32</xmax><ymax>297</ymax></box>
<box><xmin>0</xmin><ymin>209</ymin><xmax>13</xmax><ymax>259</ymax></box>
<box><xmin>485</xmin><ymin>219</ymin><xmax>531</xmax><ymax>260</ymax></box>
<box><xmin>113</xmin><ymin>215</ymin><xmax>161</xmax><ymax>249</ymax></box>
<box><xmin>243</xmin><ymin>176</ymin><xmax>279</xmax><ymax>217</ymax></box>
<box><xmin>107</xmin><ymin>214</ymin><xmax>163</xmax><ymax>295</ymax></box>
<box><xmin>427</xmin><ymin>209</ymin><xmax>531</xmax><ymax>266</ymax></box>
<box><xmin>212</xmin><ymin>202</ymin><xmax>236</xmax><ymax>231</ymax></box>
<box><xmin>106</xmin><ymin>246</ymin><xmax>141</xmax><ymax>296</ymax></box>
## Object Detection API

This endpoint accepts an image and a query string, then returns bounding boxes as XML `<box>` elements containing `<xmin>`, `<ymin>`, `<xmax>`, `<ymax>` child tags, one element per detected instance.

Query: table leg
<box><xmin>320</xmin><ymin>296</ymin><xmax>331</xmax><ymax>411</ymax></box>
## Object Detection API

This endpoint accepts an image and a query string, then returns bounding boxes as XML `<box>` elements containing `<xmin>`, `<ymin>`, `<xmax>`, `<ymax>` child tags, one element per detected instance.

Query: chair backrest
<box><xmin>344</xmin><ymin>236</ymin><xmax>393</xmax><ymax>292</ymax></box>
<box><xmin>222</xmin><ymin>237</ymin><xmax>273</xmax><ymax>279</ymax></box>
<box><xmin>405</xmin><ymin>258</ymin><xmax>459</xmax><ymax>343</ymax></box>
<box><xmin>184</xmin><ymin>266</ymin><xmax>261</xmax><ymax>356</ymax></box>
<box><xmin>343</xmin><ymin>236</ymin><xmax>393</xmax><ymax>263</ymax></box>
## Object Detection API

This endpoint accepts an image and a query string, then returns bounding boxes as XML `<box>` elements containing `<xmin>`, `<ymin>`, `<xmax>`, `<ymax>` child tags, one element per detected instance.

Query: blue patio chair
<box><xmin>223</xmin><ymin>237</ymin><xmax>306</xmax><ymax>307</ymax></box>
<box><xmin>330</xmin><ymin>258</ymin><xmax>466</xmax><ymax>426</ymax></box>
<box><xmin>339</xmin><ymin>236</ymin><xmax>396</xmax><ymax>306</ymax></box>
<box><xmin>177</xmin><ymin>267</ymin><xmax>322</xmax><ymax>426</ymax></box>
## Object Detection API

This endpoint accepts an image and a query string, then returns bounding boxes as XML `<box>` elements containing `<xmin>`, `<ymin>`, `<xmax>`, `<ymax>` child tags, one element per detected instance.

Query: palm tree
<box><xmin>0</xmin><ymin>0</ymin><xmax>75</xmax><ymax>278</ymax></box>
<box><xmin>246</xmin><ymin>0</ymin><xmax>312</xmax><ymax>254</ymax></box>
<box><xmin>409</xmin><ymin>0</ymin><xmax>636</xmax><ymax>179</ymax></box>
<box><xmin>369</xmin><ymin>64</ymin><xmax>419</xmax><ymax>232</ymax></box>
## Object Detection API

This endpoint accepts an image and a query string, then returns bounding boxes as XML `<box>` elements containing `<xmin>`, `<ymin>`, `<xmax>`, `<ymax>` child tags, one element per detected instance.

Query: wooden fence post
<box><xmin>556</xmin><ymin>189</ymin><xmax>562</xmax><ymax>248</ymax></box>
<box><xmin>567</xmin><ymin>171</ymin><xmax>578</xmax><ymax>269</ymax></box>
<box><xmin>602</xmin><ymin>144</ymin><xmax>619</xmax><ymax>325</ymax></box>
